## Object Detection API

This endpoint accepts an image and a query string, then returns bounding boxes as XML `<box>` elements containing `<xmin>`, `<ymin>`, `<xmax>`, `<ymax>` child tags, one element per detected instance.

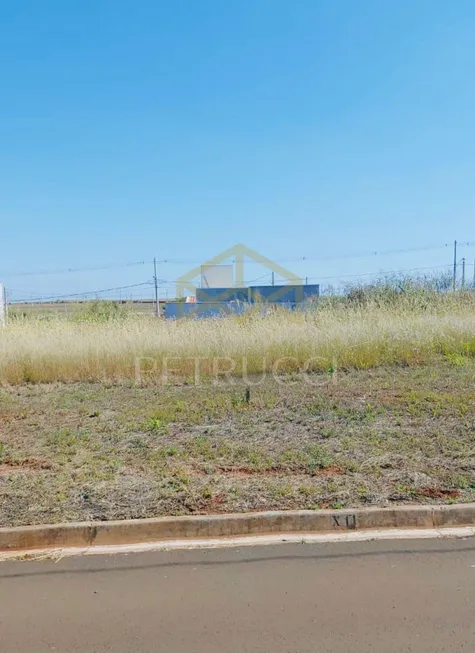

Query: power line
<box><xmin>9</xmin><ymin>263</ymin><xmax>458</xmax><ymax>303</ymax></box>
<box><xmin>145</xmin><ymin>242</ymin><xmax>475</xmax><ymax>266</ymax></box>
<box><xmin>244</xmin><ymin>273</ymin><xmax>273</xmax><ymax>284</ymax></box>
<box><xmin>4</xmin><ymin>241</ymin><xmax>475</xmax><ymax>280</ymax></box>
<box><xmin>159</xmin><ymin>264</ymin><xmax>455</xmax><ymax>285</ymax></box>
<box><xmin>8</xmin><ymin>282</ymin><xmax>154</xmax><ymax>303</ymax></box>
<box><xmin>259</xmin><ymin>242</ymin><xmax>475</xmax><ymax>264</ymax></box>
<box><xmin>7</xmin><ymin>239</ymin><xmax>475</xmax><ymax>302</ymax></box>
<box><xmin>1</xmin><ymin>260</ymin><xmax>148</xmax><ymax>279</ymax></box>
<box><xmin>305</xmin><ymin>264</ymin><xmax>453</xmax><ymax>282</ymax></box>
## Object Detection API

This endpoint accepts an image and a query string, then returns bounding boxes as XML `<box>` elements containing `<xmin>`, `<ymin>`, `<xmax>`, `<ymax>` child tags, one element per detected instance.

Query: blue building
<box><xmin>165</xmin><ymin>283</ymin><xmax>319</xmax><ymax>319</ymax></box>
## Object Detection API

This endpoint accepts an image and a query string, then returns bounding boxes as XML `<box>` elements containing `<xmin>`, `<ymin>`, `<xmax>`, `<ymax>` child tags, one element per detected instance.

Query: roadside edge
<box><xmin>1</xmin><ymin>503</ymin><xmax>475</xmax><ymax>552</ymax></box>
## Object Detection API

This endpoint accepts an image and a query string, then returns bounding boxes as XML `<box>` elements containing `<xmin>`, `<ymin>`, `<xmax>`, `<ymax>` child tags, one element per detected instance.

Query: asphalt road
<box><xmin>0</xmin><ymin>538</ymin><xmax>474</xmax><ymax>652</ymax></box>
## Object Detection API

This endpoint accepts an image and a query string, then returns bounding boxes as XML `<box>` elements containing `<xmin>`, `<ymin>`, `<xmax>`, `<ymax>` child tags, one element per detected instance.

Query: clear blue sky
<box><xmin>2</xmin><ymin>0</ymin><xmax>475</xmax><ymax>299</ymax></box>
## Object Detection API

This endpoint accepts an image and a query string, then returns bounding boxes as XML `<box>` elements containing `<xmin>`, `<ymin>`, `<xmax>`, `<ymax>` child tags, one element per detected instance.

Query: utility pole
<box><xmin>462</xmin><ymin>258</ymin><xmax>466</xmax><ymax>290</ymax></box>
<box><xmin>0</xmin><ymin>283</ymin><xmax>6</xmax><ymax>327</ymax></box>
<box><xmin>453</xmin><ymin>240</ymin><xmax>457</xmax><ymax>291</ymax></box>
<box><xmin>153</xmin><ymin>257</ymin><xmax>159</xmax><ymax>317</ymax></box>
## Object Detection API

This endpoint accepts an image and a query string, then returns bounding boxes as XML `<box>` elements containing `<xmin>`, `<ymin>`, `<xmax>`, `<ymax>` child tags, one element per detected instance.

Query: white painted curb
<box><xmin>1</xmin><ymin>526</ymin><xmax>474</xmax><ymax>562</ymax></box>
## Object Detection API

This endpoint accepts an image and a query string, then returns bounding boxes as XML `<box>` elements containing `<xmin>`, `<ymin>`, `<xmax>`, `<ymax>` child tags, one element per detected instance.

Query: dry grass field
<box><xmin>3</xmin><ymin>293</ymin><xmax>475</xmax><ymax>385</ymax></box>
<box><xmin>1</xmin><ymin>290</ymin><xmax>475</xmax><ymax>526</ymax></box>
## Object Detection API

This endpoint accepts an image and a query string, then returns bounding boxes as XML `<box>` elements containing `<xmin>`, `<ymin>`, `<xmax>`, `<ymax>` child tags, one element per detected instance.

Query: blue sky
<box><xmin>1</xmin><ymin>0</ymin><xmax>475</xmax><ymax>299</ymax></box>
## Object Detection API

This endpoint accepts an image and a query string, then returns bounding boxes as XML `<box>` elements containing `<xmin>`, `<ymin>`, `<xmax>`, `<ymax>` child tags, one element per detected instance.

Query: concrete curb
<box><xmin>1</xmin><ymin>504</ymin><xmax>475</xmax><ymax>552</ymax></box>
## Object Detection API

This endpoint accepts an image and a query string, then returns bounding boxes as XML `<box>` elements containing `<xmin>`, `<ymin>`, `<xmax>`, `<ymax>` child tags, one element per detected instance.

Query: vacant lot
<box><xmin>1</xmin><ymin>361</ymin><xmax>475</xmax><ymax>527</ymax></box>
<box><xmin>2</xmin><ymin>294</ymin><xmax>475</xmax><ymax>526</ymax></box>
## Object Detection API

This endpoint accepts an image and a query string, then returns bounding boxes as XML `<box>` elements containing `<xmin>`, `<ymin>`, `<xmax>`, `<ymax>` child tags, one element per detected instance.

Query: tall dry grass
<box><xmin>2</xmin><ymin>292</ymin><xmax>475</xmax><ymax>385</ymax></box>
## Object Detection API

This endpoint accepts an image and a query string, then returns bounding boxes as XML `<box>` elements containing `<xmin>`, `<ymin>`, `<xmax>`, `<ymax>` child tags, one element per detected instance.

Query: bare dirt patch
<box><xmin>0</xmin><ymin>458</ymin><xmax>53</xmax><ymax>474</ymax></box>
